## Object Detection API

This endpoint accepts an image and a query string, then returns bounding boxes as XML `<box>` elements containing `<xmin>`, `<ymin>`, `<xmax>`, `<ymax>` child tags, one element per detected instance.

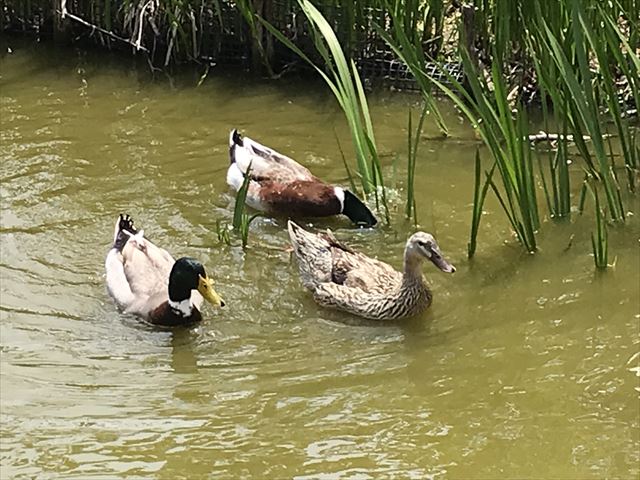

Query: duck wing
<box><xmin>121</xmin><ymin>237</ymin><xmax>174</xmax><ymax>299</ymax></box>
<box><xmin>330</xmin><ymin>248</ymin><xmax>403</xmax><ymax>294</ymax></box>
<box><xmin>105</xmin><ymin>215</ymin><xmax>175</xmax><ymax>315</ymax></box>
<box><xmin>287</xmin><ymin>221</ymin><xmax>335</xmax><ymax>289</ymax></box>
<box><xmin>228</xmin><ymin>130</ymin><xmax>315</xmax><ymax>189</ymax></box>
<box><xmin>311</xmin><ymin>250</ymin><xmax>408</xmax><ymax>320</ymax></box>
<box><xmin>288</xmin><ymin>221</ymin><xmax>402</xmax><ymax>294</ymax></box>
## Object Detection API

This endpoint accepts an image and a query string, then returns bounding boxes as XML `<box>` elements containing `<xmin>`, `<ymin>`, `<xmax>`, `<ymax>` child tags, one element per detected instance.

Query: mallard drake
<box><xmin>287</xmin><ymin>221</ymin><xmax>455</xmax><ymax>320</ymax></box>
<box><xmin>227</xmin><ymin>129</ymin><xmax>377</xmax><ymax>227</ymax></box>
<box><xmin>105</xmin><ymin>214</ymin><xmax>224</xmax><ymax>326</ymax></box>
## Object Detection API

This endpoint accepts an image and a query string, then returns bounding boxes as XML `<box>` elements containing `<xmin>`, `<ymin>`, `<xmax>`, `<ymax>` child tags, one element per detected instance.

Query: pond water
<box><xmin>1</xmin><ymin>40</ymin><xmax>639</xmax><ymax>479</ymax></box>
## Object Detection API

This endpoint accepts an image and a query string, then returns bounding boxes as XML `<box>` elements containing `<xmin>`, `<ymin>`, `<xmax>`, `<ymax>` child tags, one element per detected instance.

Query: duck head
<box><xmin>168</xmin><ymin>257</ymin><xmax>225</xmax><ymax>309</ymax></box>
<box><xmin>405</xmin><ymin>232</ymin><xmax>455</xmax><ymax>273</ymax></box>
<box><xmin>339</xmin><ymin>189</ymin><xmax>378</xmax><ymax>227</ymax></box>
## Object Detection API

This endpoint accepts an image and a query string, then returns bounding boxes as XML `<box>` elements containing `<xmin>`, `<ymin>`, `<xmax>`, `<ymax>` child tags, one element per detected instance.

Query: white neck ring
<box><xmin>169</xmin><ymin>298</ymin><xmax>193</xmax><ymax>317</ymax></box>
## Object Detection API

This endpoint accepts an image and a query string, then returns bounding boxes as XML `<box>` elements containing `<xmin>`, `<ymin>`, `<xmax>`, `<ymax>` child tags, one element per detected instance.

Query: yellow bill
<box><xmin>197</xmin><ymin>274</ymin><xmax>225</xmax><ymax>308</ymax></box>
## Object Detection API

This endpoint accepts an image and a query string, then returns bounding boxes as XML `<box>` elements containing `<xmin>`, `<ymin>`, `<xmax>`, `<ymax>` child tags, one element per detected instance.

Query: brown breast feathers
<box><xmin>259</xmin><ymin>180</ymin><xmax>342</xmax><ymax>217</ymax></box>
<box><xmin>149</xmin><ymin>302</ymin><xmax>202</xmax><ymax>327</ymax></box>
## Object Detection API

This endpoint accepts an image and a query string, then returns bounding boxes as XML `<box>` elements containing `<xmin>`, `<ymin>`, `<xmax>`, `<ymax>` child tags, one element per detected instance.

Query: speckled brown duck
<box><xmin>105</xmin><ymin>214</ymin><xmax>224</xmax><ymax>326</ymax></box>
<box><xmin>287</xmin><ymin>221</ymin><xmax>455</xmax><ymax>320</ymax></box>
<box><xmin>226</xmin><ymin>129</ymin><xmax>377</xmax><ymax>227</ymax></box>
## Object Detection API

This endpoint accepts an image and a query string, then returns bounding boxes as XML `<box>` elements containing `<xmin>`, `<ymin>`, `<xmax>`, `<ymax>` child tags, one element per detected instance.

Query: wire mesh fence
<box><xmin>2</xmin><ymin>0</ymin><xmax>461</xmax><ymax>91</ymax></box>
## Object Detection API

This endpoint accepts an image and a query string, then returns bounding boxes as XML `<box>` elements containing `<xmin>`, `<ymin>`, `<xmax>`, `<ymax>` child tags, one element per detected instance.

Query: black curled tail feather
<box><xmin>341</xmin><ymin>190</ymin><xmax>377</xmax><ymax>227</ymax></box>
<box><xmin>113</xmin><ymin>213</ymin><xmax>137</xmax><ymax>251</ymax></box>
<box><xmin>229</xmin><ymin>129</ymin><xmax>243</xmax><ymax>165</ymax></box>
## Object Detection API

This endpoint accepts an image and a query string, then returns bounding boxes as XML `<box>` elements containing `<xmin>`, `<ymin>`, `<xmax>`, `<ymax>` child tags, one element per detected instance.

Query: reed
<box><xmin>525</xmin><ymin>0</ymin><xmax>637</xmax><ymax>220</ymax></box>
<box><xmin>235</xmin><ymin>0</ymin><xmax>275</xmax><ymax>75</ymax></box>
<box><xmin>468</xmin><ymin>150</ymin><xmax>496</xmax><ymax>258</ymax></box>
<box><xmin>213</xmin><ymin>162</ymin><xmax>261</xmax><ymax>249</ymax></box>
<box><xmin>534</xmin><ymin>5</ymin><xmax>625</xmax><ymax>222</ymax></box>
<box><xmin>380</xmin><ymin>0</ymin><xmax>637</xmax><ymax>260</ymax></box>
<box><xmin>586</xmin><ymin>183</ymin><xmax>609</xmax><ymax>269</ymax></box>
<box><xmin>13</xmin><ymin>0</ymin><xmax>637</xmax><ymax>262</ymax></box>
<box><xmin>383</xmin><ymin>22</ymin><xmax>541</xmax><ymax>253</ymax></box>
<box><xmin>527</xmin><ymin>30</ymin><xmax>572</xmax><ymax>220</ymax></box>
<box><xmin>541</xmin><ymin>137</ymin><xmax>571</xmax><ymax>220</ymax></box>
<box><xmin>536</xmin><ymin>119</ymin><xmax>571</xmax><ymax>219</ymax></box>
<box><xmin>594</xmin><ymin>2</ymin><xmax>639</xmax><ymax>193</ymax></box>
<box><xmin>231</xmin><ymin>162</ymin><xmax>262</xmax><ymax>248</ymax></box>
<box><xmin>405</xmin><ymin>103</ymin><xmax>429</xmax><ymax>225</ymax></box>
<box><xmin>215</xmin><ymin>219</ymin><xmax>232</xmax><ymax>246</ymax></box>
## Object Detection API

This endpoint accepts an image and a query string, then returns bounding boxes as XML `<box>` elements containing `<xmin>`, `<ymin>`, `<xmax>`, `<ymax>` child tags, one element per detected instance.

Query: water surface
<box><xmin>1</xmin><ymin>41</ymin><xmax>639</xmax><ymax>479</ymax></box>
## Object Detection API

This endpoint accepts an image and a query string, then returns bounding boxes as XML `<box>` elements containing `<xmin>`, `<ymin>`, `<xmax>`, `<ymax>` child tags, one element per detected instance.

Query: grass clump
<box><xmin>378</xmin><ymin>0</ymin><xmax>638</xmax><ymax>263</ymax></box>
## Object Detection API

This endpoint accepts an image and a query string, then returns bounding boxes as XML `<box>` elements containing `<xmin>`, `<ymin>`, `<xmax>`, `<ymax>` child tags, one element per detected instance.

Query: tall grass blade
<box><xmin>405</xmin><ymin>102</ymin><xmax>429</xmax><ymax>225</ymax></box>
<box><xmin>468</xmin><ymin>151</ymin><xmax>496</xmax><ymax>258</ymax></box>
<box><xmin>589</xmin><ymin>184</ymin><xmax>609</xmax><ymax>269</ymax></box>
<box><xmin>232</xmin><ymin>162</ymin><xmax>252</xmax><ymax>231</ymax></box>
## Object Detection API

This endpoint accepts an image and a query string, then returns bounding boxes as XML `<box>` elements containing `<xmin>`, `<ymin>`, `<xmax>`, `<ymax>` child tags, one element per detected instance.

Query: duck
<box><xmin>287</xmin><ymin>221</ymin><xmax>455</xmax><ymax>320</ymax></box>
<box><xmin>227</xmin><ymin>129</ymin><xmax>377</xmax><ymax>227</ymax></box>
<box><xmin>105</xmin><ymin>214</ymin><xmax>225</xmax><ymax>326</ymax></box>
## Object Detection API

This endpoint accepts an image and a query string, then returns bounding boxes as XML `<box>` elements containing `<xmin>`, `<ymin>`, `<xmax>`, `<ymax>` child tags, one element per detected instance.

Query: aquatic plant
<box><xmin>384</xmin><ymin>22</ymin><xmax>541</xmax><ymax>254</ymax></box>
<box><xmin>533</xmin><ymin>5</ymin><xmax>624</xmax><ymax>222</ymax></box>
<box><xmin>585</xmin><ymin>182</ymin><xmax>609</xmax><ymax>269</ymax></box>
<box><xmin>536</xmin><ymin>128</ymin><xmax>571</xmax><ymax>220</ymax></box>
<box><xmin>528</xmin><ymin>46</ymin><xmax>572</xmax><ymax>220</ymax></box>
<box><xmin>467</xmin><ymin>150</ymin><xmax>495</xmax><ymax>258</ymax></box>
<box><xmin>11</xmin><ymin>0</ymin><xmax>637</xmax><ymax>264</ymax></box>
<box><xmin>215</xmin><ymin>162</ymin><xmax>260</xmax><ymax>249</ymax></box>
<box><xmin>234</xmin><ymin>0</ymin><xmax>275</xmax><ymax>75</ymax></box>
<box><xmin>379</xmin><ymin>0</ymin><xmax>637</xmax><ymax>261</ymax></box>
<box><xmin>405</xmin><ymin>103</ymin><xmax>429</xmax><ymax>226</ymax></box>
<box><xmin>215</xmin><ymin>219</ymin><xmax>232</xmax><ymax>246</ymax></box>
<box><xmin>232</xmin><ymin>162</ymin><xmax>262</xmax><ymax>248</ymax></box>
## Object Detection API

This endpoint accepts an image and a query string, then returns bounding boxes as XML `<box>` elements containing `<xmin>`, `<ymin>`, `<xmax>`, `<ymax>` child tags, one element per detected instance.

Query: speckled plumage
<box><xmin>287</xmin><ymin>221</ymin><xmax>455</xmax><ymax>320</ymax></box>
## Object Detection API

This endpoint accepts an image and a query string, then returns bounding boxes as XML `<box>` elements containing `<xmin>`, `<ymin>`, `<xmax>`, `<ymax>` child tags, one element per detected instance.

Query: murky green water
<box><xmin>1</xmin><ymin>40</ymin><xmax>639</xmax><ymax>479</ymax></box>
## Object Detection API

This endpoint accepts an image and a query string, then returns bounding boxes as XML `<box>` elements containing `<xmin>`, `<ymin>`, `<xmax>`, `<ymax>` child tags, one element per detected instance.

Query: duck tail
<box><xmin>287</xmin><ymin>221</ymin><xmax>333</xmax><ymax>289</ymax></box>
<box><xmin>341</xmin><ymin>190</ymin><xmax>378</xmax><ymax>227</ymax></box>
<box><xmin>287</xmin><ymin>220</ymin><xmax>306</xmax><ymax>253</ymax></box>
<box><xmin>112</xmin><ymin>214</ymin><xmax>138</xmax><ymax>251</ymax></box>
<box><xmin>229</xmin><ymin>129</ymin><xmax>243</xmax><ymax>165</ymax></box>
<box><xmin>288</xmin><ymin>220</ymin><xmax>318</xmax><ymax>257</ymax></box>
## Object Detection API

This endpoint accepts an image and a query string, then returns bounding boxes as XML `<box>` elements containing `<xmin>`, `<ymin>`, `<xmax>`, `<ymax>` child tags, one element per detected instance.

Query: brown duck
<box><xmin>226</xmin><ymin>130</ymin><xmax>377</xmax><ymax>227</ymax></box>
<box><xmin>287</xmin><ymin>221</ymin><xmax>455</xmax><ymax>320</ymax></box>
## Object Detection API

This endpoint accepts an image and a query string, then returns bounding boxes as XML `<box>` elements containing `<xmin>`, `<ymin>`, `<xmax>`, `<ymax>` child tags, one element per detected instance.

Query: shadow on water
<box><xmin>169</xmin><ymin>328</ymin><xmax>201</xmax><ymax>375</ymax></box>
